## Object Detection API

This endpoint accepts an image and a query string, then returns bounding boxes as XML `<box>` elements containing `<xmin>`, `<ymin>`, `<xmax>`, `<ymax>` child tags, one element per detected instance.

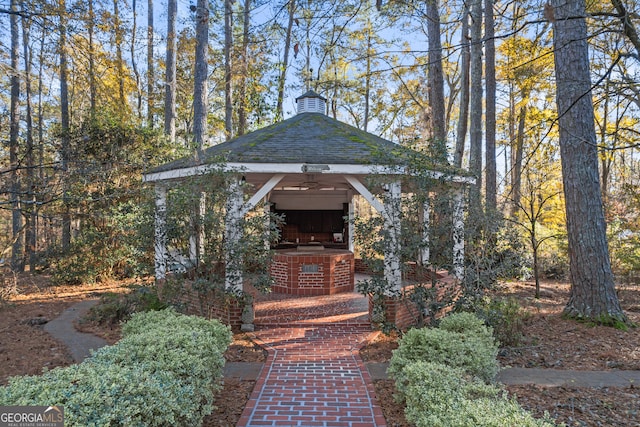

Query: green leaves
<box><xmin>0</xmin><ymin>309</ymin><xmax>232</xmax><ymax>427</ymax></box>
<box><xmin>388</xmin><ymin>312</ymin><xmax>558</xmax><ymax>427</ymax></box>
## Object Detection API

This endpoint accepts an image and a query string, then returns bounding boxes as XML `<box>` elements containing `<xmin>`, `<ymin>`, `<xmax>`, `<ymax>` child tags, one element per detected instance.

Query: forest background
<box><xmin>1</xmin><ymin>0</ymin><xmax>639</xmax><ymax>321</ymax></box>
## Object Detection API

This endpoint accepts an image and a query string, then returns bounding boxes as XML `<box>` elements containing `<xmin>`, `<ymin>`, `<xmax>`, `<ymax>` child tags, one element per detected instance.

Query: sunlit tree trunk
<box><xmin>131</xmin><ymin>0</ymin><xmax>142</xmax><ymax>118</ymax></box>
<box><xmin>469</xmin><ymin>0</ymin><xmax>483</xmax><ymax>210</ymax></box>
<box><xmin>510</xmin><ymin>105</ymin><xmax>526</xmax><ymax>217</ymax></box>
<box><xmin>193</xmin><ymin>0</ymin><xmax>209</xmax><ymax>153</ymax></box>
<box><xmin>454</xmin><ymin>5</ymin><xmax>469</xmax><ymax>168</ymax></box>
<box><xmin>276</xmin><ymin>0</ymin><xmax>295</xmax><ymax>122</ymax></box>
<box><xmin>363</xmin><ymin>18</ymin><xmax>372</xmax><ymax>132</ymax></box>
<box><xmin>426</xmin><ymin>0</ymin><xmax>447</xmax><ymax>162</ymax></box>
<box><xmin>484</xmin><ymin>0</ymin><xmax>496</xmax><ymax>212</ymax></box>
<box><xmin>147</xmin><ymin>0</ymin><xmax>154</xmax><ymax>127</ymax></box>
<box><xmin>88</xmin><ymin>0</ymin><xmax>96</xmax><ymax>114</ymax></box>
<box><xmin>164</xmin><ymin>0</ymin><xmax>177</xmax><ymax>141</ymax></box>
<box><xmin>237</xmin><ymin>0</ymin><xmax>250</xmax><ymax>136</ymax></box>
<box><xmin>224</xmin><ymin>0</ymin><xmax>234</xmax><ymax>140</ymax></box>
<box><xmin>113</xmin><ymin>0</ymin><xmax>126</xmax><ymax>108</ymax></box>
<box><xmin>551</xmin><ymin>0</ymin><xmax>627</xmax><ymax>324</ymax></box>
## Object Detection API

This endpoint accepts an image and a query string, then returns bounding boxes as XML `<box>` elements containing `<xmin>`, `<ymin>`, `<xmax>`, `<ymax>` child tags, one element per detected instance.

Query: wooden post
<box><xmin>420</xmin><ymin>196</ymin><xmax>431</xmax><ymax>266</ymax></box>
<box><xmin>154</xmin><ymin>184</ymin><xmax>168</xmax><ymax>281</ymax></box>
<box><xmin>264</xmin><ymin>199</ymin><xmax>271</xmax><ymax>250</ymax></box>
<box><xmin>189</xmin><ymin>192</ymin><xmax>206</xmax><ymax>267</ymax></box>
<box><xmin>348</xmin><ymin>191</ymin><xmax>355</xmax><ymax>253</ymax></box>
<box><xmin>452</xmin><ymin>187</ymin><xmax>465</xmax><ymax>280</ymax></box>
<box><xmin>384</xmin><ymin>180</ymin><xmax>402</xmax><ymax>293</ymax></box>
<box><xmin>225</xmin><ymin>178</ymin><xmax>244</xmax><ymax>291</ymax></box>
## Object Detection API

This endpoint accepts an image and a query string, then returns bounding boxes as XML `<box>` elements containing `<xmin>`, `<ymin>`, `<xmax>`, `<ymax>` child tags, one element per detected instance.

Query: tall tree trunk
<box><xmin>193</xmin><ymin>0</ymin><xmax>209</xmax><ymax>154</ymax></box>
<box><xmin>484</xmin><ymin>0</ymin><xmax>496</xmax><ymax>212</ymax></box>
<box><xmin>113</xmin><ymin>0</ymin><xmax>126</xmax><ymax>108</ymax></box>
<box><xmin>88</xmin><ymin>0</ymin><xmax>96</xmax><ymax>114</ymax></box>
<box><xmin>599</xmin><ymin>78</ymin><xmax>611</xmax><ymax>207</ymax></box>
<box><xmin>131</xmin><ymin>0</ymin><xmax>143</xmax><ymax>119</ymax></box>
<box><xmin>454</xmin><ymin>5</ymin><xmax>470</xmax><ymax>168</ymax></box>
<box><xmin>224</xmin><ymin>0</ymin><xmax>234</xmax><ymax>140</ymax></box>
<box><xmin>551</xmin><ymin>0</ymin><xmax>627</xmax><ymax>324</ymax></box>
<box><xmin>510</xmin><ymin>104</ymin><xmax>526</xmax><ymax>217</ymax></box>
<box><xmin>10</xmin><ymin>0</ymin><xmax>23</xmax><ymax>271</ymax></box>
<box><xmin>426</xmin><ymin>0</ymin><xmax>447</xmax><ymax>162</ymax></box>
<box><xmin>37</xmin><ymin>27</ymin><xmax>45</xmax><ymax>256</ymax></box>
<box><xmin>147</xmin><ymin>0</ymin><xmax>154</xmax><ymax>127</ymax></box>
<box><xmin>363</xmin><ymin>19</ymin><xmax>371</xmax><ymax>132</ymax></box>
<box><xmin>237</xmin><ymin>0</ymin><xmax>250</xmax><ymax>136</ymax></box>
<box><xmin>469</xmin><ymin>0</ymin><xmax>483</xmax><ymax>210</ymax></box>
<box><xmin>59</xmin><ymin>0</ymin><xmax>71</xmax><ymax>250</ymax></box>
<box><xmin>22</xmin><ymin>5</ymin><xmax>36</xmax><ymax>269</ymax></box>
<box><xmin>276</xmin><ymin>0</ymin><xmax>295</xmax><ymax>121</ymax></box>
<box><xmin>164</xmin><ymin>0</ymin><xmax>177</xmax><ymax>141</ymax></box>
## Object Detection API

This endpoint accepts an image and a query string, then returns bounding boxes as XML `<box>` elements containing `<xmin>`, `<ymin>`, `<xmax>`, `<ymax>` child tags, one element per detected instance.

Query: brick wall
<box><xmin>367</xmin><ymin>274</ymin><xmax>461</xmax><ymax>331</ymax></box>
<box><xmin>159</xmin><ymin>279</ymin><xmax>245</xmax><ymax>330</ymax></box>
<box><xmin>270</xmin><ymin>250</ymin><xmax>354</xmax><ymax>296</ymax></box>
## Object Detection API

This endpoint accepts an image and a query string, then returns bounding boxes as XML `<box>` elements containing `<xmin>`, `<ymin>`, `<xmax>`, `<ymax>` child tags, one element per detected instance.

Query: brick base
<box><xmin>158</xmin><ymin>279</ymin><xmax>246</xmax><ymax>330</ymax></box>
<box><xmin>367</xmin><ymin>269</ymin><xmax>460</xmax><ymax>330</ymax></box>
<box><xmin>270</xmin><ymin>249</ymin><xmax>355</xmax><ymax>296</ymax></box>
<box><xmin>368</xmin><ymin>291</ymin><xmax>422</xmax><ymax>330</ymax></box>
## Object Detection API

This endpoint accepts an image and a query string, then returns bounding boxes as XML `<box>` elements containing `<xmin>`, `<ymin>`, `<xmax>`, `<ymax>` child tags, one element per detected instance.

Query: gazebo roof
<box><xmin>149</xmin><ymin>112</ymin><xmax>410</xmax><ymax>175</ymax></box>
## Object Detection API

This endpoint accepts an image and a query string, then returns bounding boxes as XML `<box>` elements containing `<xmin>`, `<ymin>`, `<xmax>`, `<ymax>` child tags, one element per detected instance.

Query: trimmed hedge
<box><xmin>0</xmin><ymin>309</ymin><xmax>232</xmax><ymax>427</ymax></box>
<box><xmin>388</xmin><ymin>312</ymin><xmax>499</xmax><ymax>383</ymax></box>
<box><xmin>389</xmin><ymin>312</ymin><xmax>560</xmax><ymax>427</ymax></box>
<box><xmin>400</xmin><ymin>362</ymin><xmax>556</xmax><ymax>427</ymax></box>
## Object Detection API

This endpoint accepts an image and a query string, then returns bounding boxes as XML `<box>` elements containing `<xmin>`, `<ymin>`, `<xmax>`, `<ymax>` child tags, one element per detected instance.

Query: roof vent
<box><xmin>296</xmin><ymin>90</ymin><xmax>327</xmax><ymax>114</ymax></box>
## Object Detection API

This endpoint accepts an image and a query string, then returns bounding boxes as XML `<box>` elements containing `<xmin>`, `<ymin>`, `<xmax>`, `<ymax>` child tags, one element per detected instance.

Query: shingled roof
<box><xmin>149</xmin><ymin>112</ymin><xmax>411</xmax><ymax>174</ymax></box>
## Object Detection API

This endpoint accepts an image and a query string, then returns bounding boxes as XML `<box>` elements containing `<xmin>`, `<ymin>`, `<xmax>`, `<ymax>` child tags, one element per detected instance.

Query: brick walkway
<box><xmin>237</xmin><ymin>325</ymin><xmax>386</xmax><ymax>427</ymax></box>
<box><xmin>237</xmin><ymin>285</ymin><xmax>386</xmax><ymax>427</ymax></box>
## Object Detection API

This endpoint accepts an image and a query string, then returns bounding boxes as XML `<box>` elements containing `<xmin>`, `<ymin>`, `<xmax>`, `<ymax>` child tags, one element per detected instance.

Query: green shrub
<box><xmin>476</xmin><ymin>297</ymin><xmax>528</xmax><ymax>347</ymax></box>
<box><xmin>0</xmin><ymin>361</ymin><xmax>203</xmax><ymax>426</ymax></box>
<box><xmin>439</xmin><ymin>311</ymin><xmax>494</xmax><ymax>337</ymax></box>
<box><xmin>84</xmin><ymin>286</ymin><xmax>168</xmax><ymax>326</ymax></box>
<box><xmin>394</xmin><ymin>361</ymin><xmax>500</xmax><ymax>404</ymax></box>
<box><xmin>0</xmin><ymin>309</ymin><xmax>232</xmax><ymax>427</ymax></box>
<box><xmin>388</xmin><ymin>313</ymin><xmax>559</xmax><ymax>427</ymax></box>
<box><xmin>400</xmin><ymin>363</ymin><xmax>556</xmax><ymax>427</ymax></box>
<box><xmin>389</xmin><ymin>313</ymin><xmax>499</xmax><ymax>383</ymax></box>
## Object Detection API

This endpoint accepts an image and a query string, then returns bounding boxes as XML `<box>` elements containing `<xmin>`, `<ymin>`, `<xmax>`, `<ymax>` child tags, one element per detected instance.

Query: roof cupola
<box><xmin>295</xmin><ymin>90</ymin><xmax>327</xmax><ymax>114</ymax></box>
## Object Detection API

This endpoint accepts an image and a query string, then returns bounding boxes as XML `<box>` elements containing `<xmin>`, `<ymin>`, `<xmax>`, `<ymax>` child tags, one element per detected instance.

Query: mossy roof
<box><xmin>149</xmin><ymin>113</ymin><xmax>413</xmax><ymax>174</ymax></box>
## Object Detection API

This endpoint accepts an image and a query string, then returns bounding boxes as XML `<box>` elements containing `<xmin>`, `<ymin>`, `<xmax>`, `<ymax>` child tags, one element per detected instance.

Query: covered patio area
<box><xmin>143</xmin><ymin>91</ymin><xmax>474</xmax><ymax>329</ymax></box>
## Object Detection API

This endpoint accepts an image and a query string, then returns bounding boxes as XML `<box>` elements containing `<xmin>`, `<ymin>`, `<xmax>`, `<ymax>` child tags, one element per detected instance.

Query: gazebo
<box><xmin>143</xmin><ymin>91</ymin><xmax>474</xmax><ymax>327</ymax></box>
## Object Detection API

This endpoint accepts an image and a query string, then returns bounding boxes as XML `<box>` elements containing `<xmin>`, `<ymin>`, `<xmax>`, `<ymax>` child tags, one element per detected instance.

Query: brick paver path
<box><xmin>237</xmin><ymin>324</ymin><xmax>386</xmax><ymax>427</ymax></box>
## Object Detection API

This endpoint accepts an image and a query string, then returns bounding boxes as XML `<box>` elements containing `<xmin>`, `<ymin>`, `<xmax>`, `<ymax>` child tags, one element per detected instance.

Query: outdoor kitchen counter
<box><xmin>270</xmin><ymin>248</ymin><xmax>355</xmax><ymax>295</ymax></box>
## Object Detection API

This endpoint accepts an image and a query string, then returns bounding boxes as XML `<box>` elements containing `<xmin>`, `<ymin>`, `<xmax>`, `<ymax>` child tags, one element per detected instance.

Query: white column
<box><xmin>225</xmin><ymin>178</ymin><xmax>244</xmax><ymax>292</ymax></box>
<box><xmin>420</xmin><ymin>196</ymin><xmax>431</xmax><ymax>266</ymax></box>
<box><xmin>264</xmin><ymin>199</ymin><xmax>271</xmax><ymax>250</ymax></box>
<box><xmin>384</xmin><ymin>181</ymin><xmax>402</xmax><ymax>293</ymax></box>
<box><xmin>348</xmin><ymin>192</ymin><xmax>355</xmax><ymax>252</ymax></box>
<box><xmin>452</xmin><ymin>188</ymin><xmax>465</xmax><ymax>280</ymax></box>
<box><xmin>189</xmin><ymin>192</ymin><xmax>206</xmax><ymax>266</ymax></box>
<box><xmin>154</xmin><ymin>184</ymin><xmax>168</xmax><ymax>281</ymax></box>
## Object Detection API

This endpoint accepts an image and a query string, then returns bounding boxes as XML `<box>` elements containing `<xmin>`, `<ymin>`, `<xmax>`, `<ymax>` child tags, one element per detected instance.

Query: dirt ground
<box><xmin>1</xmin><ymin>275</ymin><xmax>639</xmax><ymax>426</ymax></box>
